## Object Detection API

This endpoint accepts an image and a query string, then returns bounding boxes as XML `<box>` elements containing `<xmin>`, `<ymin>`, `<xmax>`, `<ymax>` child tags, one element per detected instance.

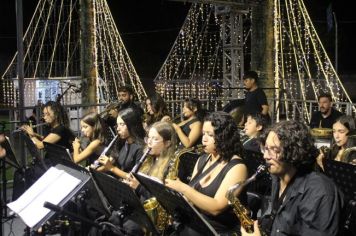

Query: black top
<box><xmin>260</xmin><ymin>171</ymin><xmax>344</xmax><ymax>236</ymax></box>
<box><xmin>309</xmin><ymin>108</ymin><xmax>343</xmax><ymax>129</ymax></box>
<box><xmin>50</xmin><ymin>125</ymin><xmax>75</xmax><ymax>151</ymax></box>
<box><xmin>190</xmin><ymin>154</ymin><xmax>246</xmax><ymax>234</ymax></box>
<box><xmin>112</xmin><ymin>141</ymin><xmax>144</xmax><ymax>173</ymax></box>
<box><xmin>179</xmin><ymin>118</ymin><xmax>201</xmax><ymax>147</ymax></box>
<box><xmin>243</xmin><ymin>137</ymin><xmax>260</xmax><ymax>153</ymax></box>
<box><xmin>244</xmin><ymin>88</ymin><xmax>268</xmax><ymax>115</ymax></box>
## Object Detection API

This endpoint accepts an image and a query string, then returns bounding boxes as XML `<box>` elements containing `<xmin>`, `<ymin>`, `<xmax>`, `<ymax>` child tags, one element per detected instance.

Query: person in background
<box><xmin>242</xmin><ymin>71</ymin><xmax>269</xmax><ymax>124</ymax></box>
<box><xmin>172</xmin><ymin>98</ymin><xmax>205</xmax><ymax>148</ymax></box>
<box><xmin>144</xmin><ymin>93</ymin><xmax>169</xmax><ymax>130</ymax></box>
<box><xmin>166</xmin><ymin>111</ymin><xmax>248</xmax><ymax>235</ymax></box>
<box><xmin>242</xmin><ymin>120</ymin><xmax>343</xmax><ymax>236</ymax></box>
<box><xmin>117</xmin><ymin>85</ymin><xmax>144</xmax><ymax>118</ymax></box>
<box><xmin>309</xmin><ymin>92</ymin><xmax>343</xmax><ymax>129</ymax></box>
<box><xmin>72</xmin><ymin>112</ymin><xmax>107</xmax><ymax>165</ymax></box>
<box><xmin>243</xmin><ymin>113</ymin><xmax>269</xmax><ymax>153</ymax></box>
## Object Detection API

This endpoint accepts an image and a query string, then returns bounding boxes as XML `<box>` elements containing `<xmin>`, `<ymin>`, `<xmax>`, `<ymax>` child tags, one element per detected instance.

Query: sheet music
<box><xmin>8</xmin><ymin>167</ymin><xmax>81</xmax><ymax>228</ymax></box>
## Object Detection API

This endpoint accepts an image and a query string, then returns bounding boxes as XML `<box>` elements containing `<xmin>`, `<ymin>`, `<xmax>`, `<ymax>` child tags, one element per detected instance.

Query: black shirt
<box><xmin>260</xmin><ymin>171</ymin><xmax>343</xmax><ymax>236</ymax></box>
<box><xmin>113</xmin><ymin>141</ymin><xmax>144</xmax><ymax>173</ymax></box>
<box><xmin>50</xmin><ymin>125</ymin><xmax>75</xmax><ymax>151</ymax></box>
<box><xmin>244</xmin><ymin>88</ymin><xmax>268</xmax><ymax>115</ymax></box>
<box><xmin>309</xmin><ymin>108</ymin><xmax>343</xmax><ymax>129</ymax></box>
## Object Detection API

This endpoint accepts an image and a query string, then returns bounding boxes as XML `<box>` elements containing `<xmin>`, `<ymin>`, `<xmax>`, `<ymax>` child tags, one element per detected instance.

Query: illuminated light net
<box><xmin>154</xmin><ymin>3</ymin><xmax>252</xmax><ymax>114</ymax></box>
<box><xmin>1</xmin><ymin>0</ymin><xmax>146</xmax><ymax>107</ymax></box>
<box><xmin>274</xmin><ymin>0</ymin><xmax>355</xmax><ymax>121</ymax></box>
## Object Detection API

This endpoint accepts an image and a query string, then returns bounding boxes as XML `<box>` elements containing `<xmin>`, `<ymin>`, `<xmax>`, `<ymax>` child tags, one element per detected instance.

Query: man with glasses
<box><xmin>242</xmin><ymin>120</ymin><xmax>344</xmax><ymax>236</ymax></box>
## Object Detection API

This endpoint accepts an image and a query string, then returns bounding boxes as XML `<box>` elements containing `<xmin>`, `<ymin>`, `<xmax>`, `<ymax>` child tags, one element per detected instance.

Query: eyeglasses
<box><xmin>261</xmin><ymin>145</ymin><xmax>281</xmax><ymax>156</ymax></box>
<box><xmin>144</xmin><ymin>137</ymin><xmax>163</xmax><ymax>144</ymax></box>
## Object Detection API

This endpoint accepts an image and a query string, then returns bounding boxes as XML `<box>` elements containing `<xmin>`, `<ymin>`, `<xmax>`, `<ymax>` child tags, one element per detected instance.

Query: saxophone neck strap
<box><xmin>189</xmin><ymin>154</ymin><xmax>220</xmax><ymax>188</ymax></box>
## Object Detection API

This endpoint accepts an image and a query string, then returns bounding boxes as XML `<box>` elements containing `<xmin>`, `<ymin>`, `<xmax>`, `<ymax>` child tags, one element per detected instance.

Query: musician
<box><xmin>96</xmin><ymin>108</ymin><xmax>145</xmax><ymax>179</ymax></box>
<box><xmin>317</xmin><ymin>115</ymin><xmax>356</xmax><ymax>167</ymax></box>
<box><xmin>122</xmin><ymin>121</ymin><xmax>177</xmax><ymax>235</ymax></box>
<box><xmin>144</xmin><ymin>93</ymin><xmax>169</xmax><ymax>130</ymax></box>
<box><xmin>20</xmin><ymin>101</ymin><xmax>75</xmax><ymax>150</ymax></box>
<box><xmin>165</xmin><ymin>111</ymin><xmax>248</xmax><ymax>235</ymax></box>
<box><xmin>242</xmin><ymin>120</ymin><xmax>344</xmax><ymax>236</ymax></box>
<box><xmin>243</xmin><ymin>113</ymin><xmax>268</xmax><ymax>153</ymax></box>
<box><xmin>117</xmin><ymin>85</ymin><xmax>144</xmax><ymax>118</ymax></box>
<box><xmin>309</xmin><ymin>92</ymin><xmax>343</xmax><ymax>129</ymax></box>
<box><xmin>72</xmin><ymin>112</ymin><xmax>107</xmax><ymax>165</ymax></box>
<box><xmin>172</xmin><ymin>98</ymin><xmax>204</xmax><ymax>148</ymax></box>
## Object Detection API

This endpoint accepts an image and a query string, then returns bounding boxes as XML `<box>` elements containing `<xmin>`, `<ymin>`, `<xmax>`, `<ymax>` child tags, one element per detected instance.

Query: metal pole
<box><xmin>333</xmin><ymin>12</ymin><xmax>338</xmax><ymax>73</ymax></box>
<box><xmin>16</xmin><ymin>0</ymin><xmax>26</xmax><ymax>166</ymax></box>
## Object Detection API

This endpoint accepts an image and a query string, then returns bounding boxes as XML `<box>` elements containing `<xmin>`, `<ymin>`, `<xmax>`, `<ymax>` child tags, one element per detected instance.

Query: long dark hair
<box><xmin>184</xmin><ymin>98</ymin><xmax>206</xmax><ymax>122</ymax></box>
<box><xmin>81</xmin><ymin>112</ymin><xmax>107</xmax><ymax>143</ymax></box>
<box><xmin>145</xmin><ymin>93</ymin><xmax>169</xmax><ymax>126</ymax></box>
<box><xmin>119</xmin><ymin>108</ymin><xmax>145</xmax><ymax>145</ymax></box>
<box><xmin>43</xmin><ymin>101</ymin><xmax>70</xmax><ymax>127</ymax></box>
<box><xmin>329</xmin><ymin>115</ymin><xmax>356</xmax><ymax>159</ymax></box>
<box><xmin>265</xmin><ymin>120</ymin><xmax>318</xmax><ymax>172</ymax></box>
<box><xmin>204</xmin><ymin>111</ymin><xmax>244</xmax><ymax>162</ymax></box>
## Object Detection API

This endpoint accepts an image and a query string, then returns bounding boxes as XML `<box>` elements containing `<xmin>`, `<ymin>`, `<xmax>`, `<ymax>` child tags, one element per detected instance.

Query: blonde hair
<box><xmin>139</xmin><ymin>121</ymin><xmax>177</xmax><ymax>180</ymax></box>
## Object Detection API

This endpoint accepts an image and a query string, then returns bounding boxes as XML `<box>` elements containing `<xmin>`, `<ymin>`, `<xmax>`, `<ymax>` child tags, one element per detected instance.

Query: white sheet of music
<box><xmin>7</xmin><ymin>167</ymin><xmax>81</xmax><ymax>228</ymax></box>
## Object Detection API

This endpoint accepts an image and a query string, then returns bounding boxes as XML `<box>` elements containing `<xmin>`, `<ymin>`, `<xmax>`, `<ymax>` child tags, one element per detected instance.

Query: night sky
<box><xmin>0</xmin><ymin>0</ymin><xmax>355</xmax><ymax>88</ymax></box>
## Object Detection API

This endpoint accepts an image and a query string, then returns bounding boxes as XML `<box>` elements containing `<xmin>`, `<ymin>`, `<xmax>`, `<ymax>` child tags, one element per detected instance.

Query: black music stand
<box><xmin>1</xmin><ymin>136</ymin><xmax>21</xmax><ymax>169</ymax></box>
<box><xmin>21</xmin><ymin>133</ymin><xmax>44</xmax><ymax>167</ymax></box>
<box><xmin>8</xmin><ymin>163</ymin><xmax>90</xmax><ymax>231</ymax></box>
<box><xmin>89</xmin><ymin>169</ymin><xmax>159</xmax><ymax>235</ymax></box>
<box><xmin>132</xmin><ymin>172</ymin><xmax>219</xmax><ymax>236</ymax></box>
<box><xmin>44</xmin><ymin>141</ymin><xmax>73</xmax><ymax>164</ymax></box>
<box><xmin>323</xmin><ymin>159</ymin><xmax>356</xmax><ymax>235</ymax></box>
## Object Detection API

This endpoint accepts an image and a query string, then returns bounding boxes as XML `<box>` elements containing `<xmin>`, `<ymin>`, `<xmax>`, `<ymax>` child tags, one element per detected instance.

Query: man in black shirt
<box><xmin>309</xmin><ymin>93</ymin><xmax>343</xmax><ymax>129</ymax></box>
<box><xmin>241</xmin><ymin>120</ymin><xmax>344</xmax><ymax>236</ymax></box>
<box><xmin>117</xmin><ymin>85</ymin><xmax>144</xmax><ymax>118</ymax></box>
<box><xmin>243</xmin><ymin>71</ymin><xmax>269</xmax><ymax>124</ymax></box>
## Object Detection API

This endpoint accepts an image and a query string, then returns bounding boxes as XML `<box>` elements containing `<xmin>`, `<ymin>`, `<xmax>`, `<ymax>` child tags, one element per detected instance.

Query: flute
<box><xmin>13</xmin><ymin>123</ymin><xmax>47</xmax><ymax>133</ymax></box>
<box><xmin>92</xmin><ymin>134</ymin><xmax>118</xmax><ymax>169</ymax></box>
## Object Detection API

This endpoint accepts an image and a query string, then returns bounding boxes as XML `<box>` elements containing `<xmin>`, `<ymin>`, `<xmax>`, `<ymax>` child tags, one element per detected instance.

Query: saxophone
<box><xmin>165</xmin><ymin>144</ymin><xmax>205</xmax><ymax>180</ymax></box>
<box><xmin>226</xmin><ymin>165</ymin><xmax>268</xmax><ymax>235</ymax></box>
<box><xmin>341</xmin><ymin>147</ymin><xmax>356</xmax><ymax>165</ymax></box>
<box><xmin>143</xmin><ymin>144</ymin><xmax>205</xmax><ymax>232</ymax></box>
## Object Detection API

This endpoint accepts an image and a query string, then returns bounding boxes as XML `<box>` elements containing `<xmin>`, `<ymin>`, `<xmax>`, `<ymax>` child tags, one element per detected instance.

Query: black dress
<box><xmin>180</xmin><ymin>154</ymin><xmax>246</xmax><ymax>235</ymax></box>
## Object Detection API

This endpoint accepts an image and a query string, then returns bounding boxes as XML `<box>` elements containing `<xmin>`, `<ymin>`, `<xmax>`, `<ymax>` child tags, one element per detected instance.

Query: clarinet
<box><xmin>92</xmin><ymin>135</ymin><xmax>118</xmax><ymax>169</ymax></box>
<box><xmin>131</xmin><ymin>147</ymin><xmax>152</xmax><ymax>174</ymax></box>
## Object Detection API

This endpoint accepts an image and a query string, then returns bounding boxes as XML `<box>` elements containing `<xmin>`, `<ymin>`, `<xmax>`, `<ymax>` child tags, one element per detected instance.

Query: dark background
<box><xmin>0</xmin><ymin>0</ymin><xmax>355</xmax><ymax>87</ymax></box>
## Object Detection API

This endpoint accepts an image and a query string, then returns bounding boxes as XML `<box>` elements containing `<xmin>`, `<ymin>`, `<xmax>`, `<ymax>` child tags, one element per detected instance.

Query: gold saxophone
<box><xmin>226</xmin><ymin>165</ymin><xmax>268</xmax><ymax>235</ymax></box>
<box><xmin>341</xmin><ymin>147</ymin><xmax>356</xmax><ymax>165</ymax></box>
<box><xmin>143</xmin><ymin>144</ymin><xmax>205</xmax><ymax>232</ymax></box>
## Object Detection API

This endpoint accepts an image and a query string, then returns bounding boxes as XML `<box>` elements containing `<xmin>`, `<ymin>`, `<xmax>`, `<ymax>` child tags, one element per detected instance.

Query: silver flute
<box><xmin>13</xmin><ymin>123</ymin><xmax>47</xmax><ymax>133</ymax></box>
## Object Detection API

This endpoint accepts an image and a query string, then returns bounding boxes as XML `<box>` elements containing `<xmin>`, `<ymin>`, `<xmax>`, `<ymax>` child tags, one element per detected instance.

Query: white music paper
<box><xmin>8</xmin><ymin>167</ymin><xmax>81</xmax><ymax>228</ymax></box>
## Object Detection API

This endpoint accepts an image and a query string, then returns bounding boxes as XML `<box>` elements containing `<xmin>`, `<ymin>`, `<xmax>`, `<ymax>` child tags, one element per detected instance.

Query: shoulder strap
<box><xmin>189</xmin><ymin>155</ymin><xmax>219</xmax><ymax>188</ymax></box>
